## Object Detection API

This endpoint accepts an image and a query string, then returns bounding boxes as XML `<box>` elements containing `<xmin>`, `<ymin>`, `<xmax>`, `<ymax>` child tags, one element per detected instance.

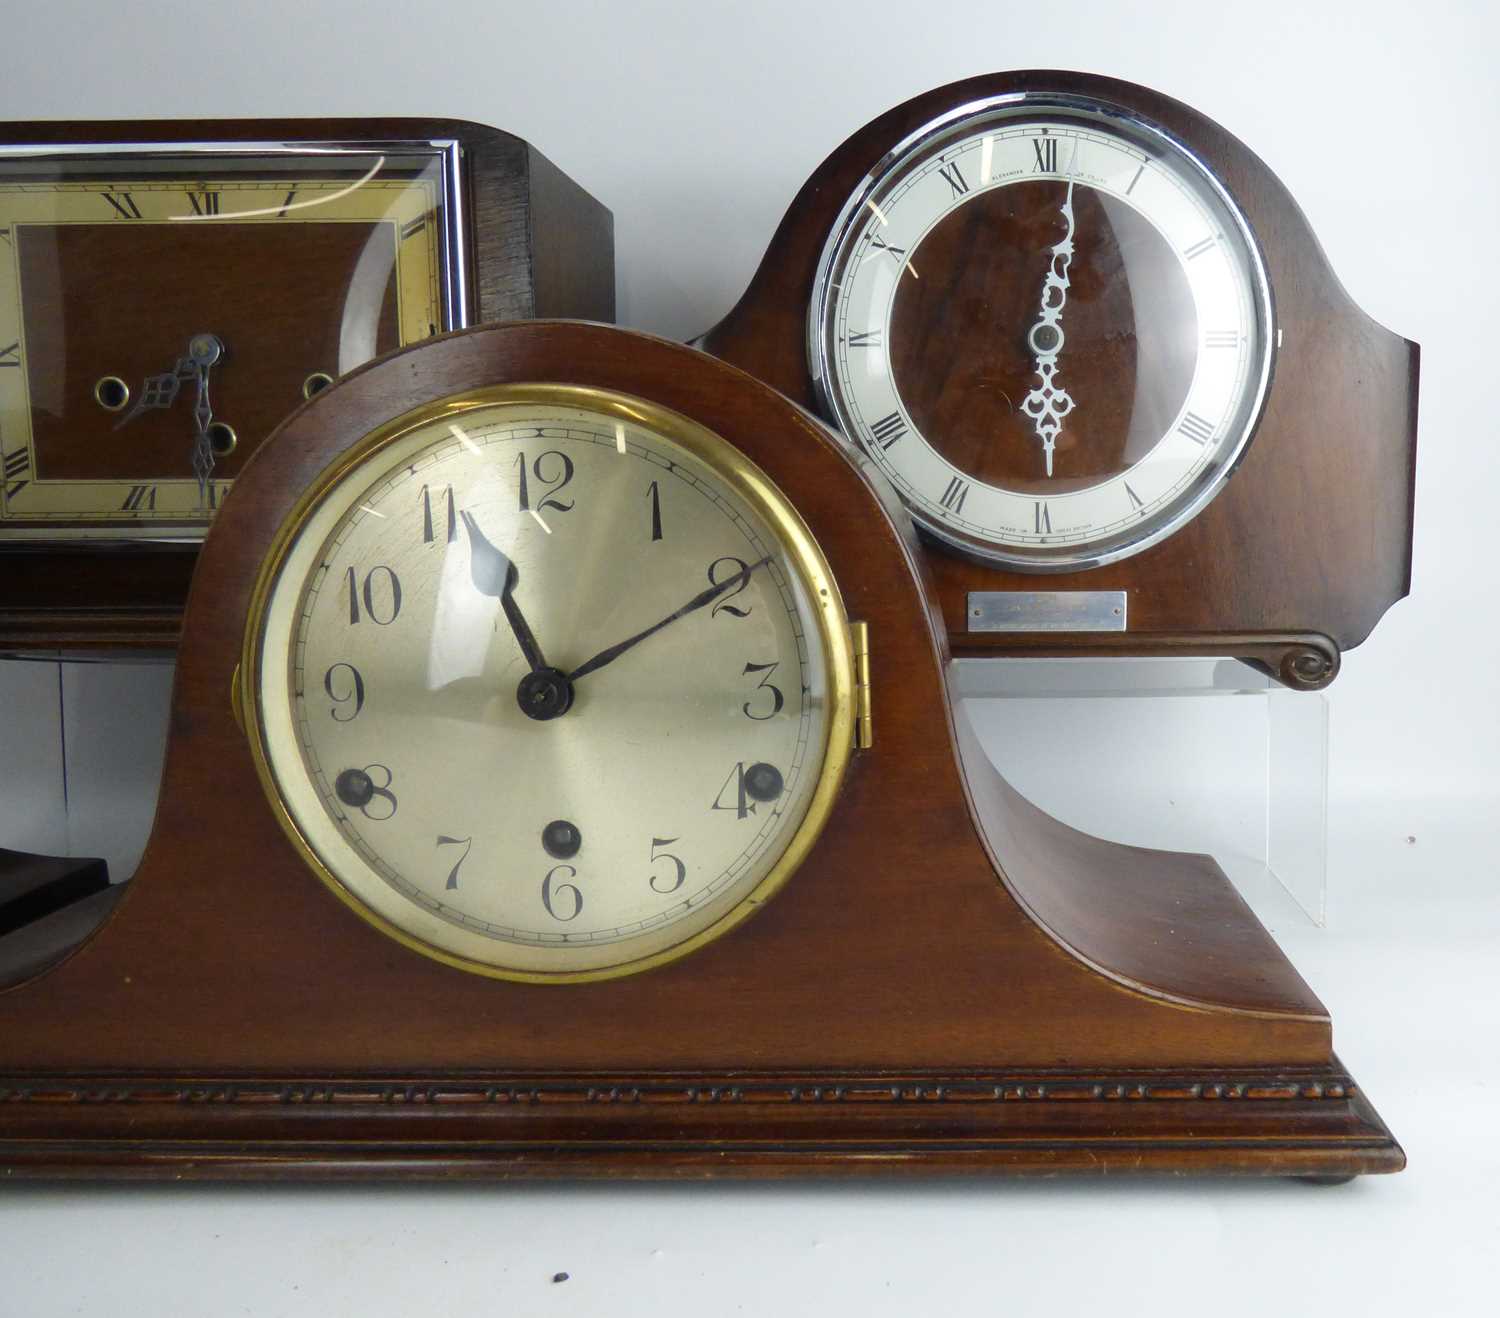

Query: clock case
<box><xmin>0</xmin><ymin>323</ymin><xmax>1401</xmax><ymax>1180</ymax></box>
<box><xmin>0</xmin><ymin>116</ymin><xmax>614</xmax><ymax>654</ymax></box>
<box><xmin>696</xmin><ymin>71</ymin><xmax>1419</xmax><ymax>690</ymax></box>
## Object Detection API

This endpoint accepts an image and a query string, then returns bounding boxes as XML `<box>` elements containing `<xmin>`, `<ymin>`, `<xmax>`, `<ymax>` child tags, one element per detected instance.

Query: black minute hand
<box><xmin>460</xmin><ymin>510</ymin><xmax>549</xmax><ymax>673</ymax></box>
<box><xmin>568</xmin><ymin>555</ymin><xmax>773</xmax><ymax>683</ymax></box>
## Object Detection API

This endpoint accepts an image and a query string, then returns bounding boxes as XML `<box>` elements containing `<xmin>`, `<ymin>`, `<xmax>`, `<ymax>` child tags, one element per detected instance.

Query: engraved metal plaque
<box><xmin>967</xmin><ymin>591</ymin><xmax>1127</xmax><ymax>633</ymax></box>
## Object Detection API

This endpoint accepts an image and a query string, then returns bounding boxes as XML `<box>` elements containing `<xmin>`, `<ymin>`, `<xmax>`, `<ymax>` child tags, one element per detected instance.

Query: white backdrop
<box><xmin>1</xmin><ymin>2</ymin><xmax>1497</xmax><ymax>1313</ymax></box>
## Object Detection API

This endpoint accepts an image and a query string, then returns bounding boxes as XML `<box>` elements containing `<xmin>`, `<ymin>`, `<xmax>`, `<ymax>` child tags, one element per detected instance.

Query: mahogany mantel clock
<box><xmin>697</xmin><ymin>71</ymin><xmax>1419</xmax><ymax>689</ymax></box>
<box><xmin>0</xmin><ymin>117</ymin><xmax>614</xmax><ymax>652</ymax></box>
<box><xmin>0</xmin><ymin>322</ymin><xmax>1401</xmax><ymax>1180</ymax></box>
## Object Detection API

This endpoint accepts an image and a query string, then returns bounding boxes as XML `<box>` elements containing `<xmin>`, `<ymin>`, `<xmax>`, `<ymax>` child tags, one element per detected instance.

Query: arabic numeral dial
<box><xmin>254</xmin><ymin>393</ymin><xmax>846</xmax><ymax>980</ymax></box>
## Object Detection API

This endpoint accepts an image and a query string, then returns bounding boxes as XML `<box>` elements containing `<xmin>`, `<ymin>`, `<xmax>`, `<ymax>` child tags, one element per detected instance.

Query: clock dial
<box><xmin>810</xmin><ymin>96</ymin><xmax>1273</xmax><ymax>570</ymax></box>
<box><xmin>0</xmin><ymin>147</ymin><xmax>450</xmax><ymax>539</ymax></box>
<box><xmin>245</xmin><ymin>386</ymin><xmax>854</xmax><ymax>981</ymax></box>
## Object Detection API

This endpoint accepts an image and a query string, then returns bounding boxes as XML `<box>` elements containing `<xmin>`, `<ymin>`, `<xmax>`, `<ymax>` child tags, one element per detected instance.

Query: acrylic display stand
<box><xmin>955</xmin><ymin>657</ymin><xmax>1329</xmax><ymax>925</ymax></box>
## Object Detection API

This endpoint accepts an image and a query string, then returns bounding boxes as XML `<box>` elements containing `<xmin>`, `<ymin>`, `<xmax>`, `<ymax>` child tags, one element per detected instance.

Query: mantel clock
<box><xmin>0</xmin><ymin>322</ymin><xmax>1402</xmax><ymax>1181</ymax></box>
<box><xmin>698</xmin><ymin>72</ymin><xmax>1419</xmax><ymax>689</ymax></box>
<box><xmin>0</xmin><ymin>117</ymin><xmax>614</xmax><ymax>651</ymax></box>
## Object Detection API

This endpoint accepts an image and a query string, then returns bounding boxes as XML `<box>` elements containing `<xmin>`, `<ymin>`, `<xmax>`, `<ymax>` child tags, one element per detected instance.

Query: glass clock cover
<box><xmin>810</xmin><ymin>94</ymin><xmax>1274</xmax><ymax>570</ymax></box>
<box><xmin>243</xmin><ymin>387</ymin><xmax>853</xmax><ymax>981</ymax></box>
<box><xmin>0</xmin><ymin>142</ymin><xmax>459</xmax><ymax>540</ymax></box>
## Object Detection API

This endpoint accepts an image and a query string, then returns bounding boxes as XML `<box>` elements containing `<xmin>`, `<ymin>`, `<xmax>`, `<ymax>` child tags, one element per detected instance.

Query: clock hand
<box><xmin>113</xmin><ymin>332</ymin><xmax>223</xmax><ymax>430</ymax></box>
<box><xmin>185</xmin><ymin>334</ymin><xmax>223</xmax><ymax>508</ymax></box>
<box><xmin>568</xmin><ymin>555</ymin><xmax>772</xmax><ymax>683</ymax></box>
<box><xmin>112</xmin><ymin>332</ymin><xmax>226</xmax><ymax>507</ymax></box>
<box><xmin>1019</xmin><ymin>180</ymin><xmax>1077</xmax><ymax>477</ymax></box>
<box><xmin>459</xmin><ymin>509</ymin><xmax>550</xmax><ymax>673</ymax></box>
<box><xmin>113</xmin><ymin>357</ymin><xmax>191</xmax><ymax>430</ymax></box>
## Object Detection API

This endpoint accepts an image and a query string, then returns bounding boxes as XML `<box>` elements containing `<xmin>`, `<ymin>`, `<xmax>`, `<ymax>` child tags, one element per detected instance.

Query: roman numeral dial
<box><xmin>814</xmin><ymin>100</ymin><xmax>1272</xmax><ymax>570</ymax></box>
<box><xmin>0</xmin><ymin>148</ymin><xmax>450</xmax><ymax>540</ymax></box>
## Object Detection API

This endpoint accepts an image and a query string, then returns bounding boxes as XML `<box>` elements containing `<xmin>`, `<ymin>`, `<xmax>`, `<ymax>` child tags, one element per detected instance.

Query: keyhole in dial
<box><xmin>303</xmin><ymin>371</ymin><xmax>334</xmax><ymax>400</ymax></box>
<box><xmin>207</xmin><ymin>422</ymin><xmax>237</xmax><ymax>456</ymax></box>
<box><xmin>542</xmin><ymin>819</ymin><xmax>582</xmax><ymax>860</ymax></box>
<box><xmin>94</xmin><ymin>376</ymin><xmax>130</xmax><ymax>412</ymax></box>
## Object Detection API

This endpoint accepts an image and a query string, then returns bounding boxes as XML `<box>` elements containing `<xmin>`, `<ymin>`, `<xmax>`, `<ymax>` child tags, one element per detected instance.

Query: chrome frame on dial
<box><xmin>807</xmin><ymin>91</ymin><xmax>1276</xmax><ymax>572</ymax></box>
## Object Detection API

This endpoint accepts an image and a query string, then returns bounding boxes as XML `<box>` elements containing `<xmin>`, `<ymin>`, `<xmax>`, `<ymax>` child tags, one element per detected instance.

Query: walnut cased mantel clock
<box><xmin>0</xmin><ymin>117</ymin><xmax>614</xmax><ymax>651</ymax></box>
<box><xmin>697</xmin><ymin>71</ymin><xmax>1419</xmax><ymax>689</ymax></box>
<box><xmin>0</xmin><ymin>322</ymin><xmax>1401</xmax><ymax>1180</ymax></box>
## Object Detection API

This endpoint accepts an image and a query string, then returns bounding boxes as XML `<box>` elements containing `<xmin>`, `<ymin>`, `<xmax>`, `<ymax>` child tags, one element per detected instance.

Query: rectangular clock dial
<box><xmin>0</xmin><ymin>146</ymin><xmax>452</xmax><ymax>541</ymax></box>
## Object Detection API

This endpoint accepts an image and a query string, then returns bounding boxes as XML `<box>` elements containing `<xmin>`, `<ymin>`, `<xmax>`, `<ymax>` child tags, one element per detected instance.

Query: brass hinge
<box><xmin>850</xmin><ymin>620</ymin><xmax>872</xmax><ymax>749</ymax></box>
<box><xmin>230</xmin><ymin>662</ymin><xmax>245</xmax><ymax>734</ymax></box>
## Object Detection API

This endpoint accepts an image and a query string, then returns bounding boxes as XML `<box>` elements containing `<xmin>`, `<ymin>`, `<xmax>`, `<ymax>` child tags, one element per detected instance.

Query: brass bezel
<box><xmin>239</xmin><ymin>383</ymin><xmax>858</xmax><ymax>985</ymax></box>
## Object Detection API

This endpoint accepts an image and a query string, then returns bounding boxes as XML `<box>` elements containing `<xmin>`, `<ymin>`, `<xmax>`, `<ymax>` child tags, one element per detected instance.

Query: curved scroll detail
<box><xmin>1277</xmin><ymin>639</ymin><xmax>1341</xmax><ymax>691</ymax></box>
<box><xmin>949</xmin><ymin>628</ymin><xmax>1344</xmax><ymax>692</ymax></box>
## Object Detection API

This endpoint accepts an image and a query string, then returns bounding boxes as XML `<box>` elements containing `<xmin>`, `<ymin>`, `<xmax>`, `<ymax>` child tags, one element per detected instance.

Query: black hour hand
<box><xmin>460</xmin><ymin>510</ymin><xmax>549</xmax><ymax>673</ymax></box>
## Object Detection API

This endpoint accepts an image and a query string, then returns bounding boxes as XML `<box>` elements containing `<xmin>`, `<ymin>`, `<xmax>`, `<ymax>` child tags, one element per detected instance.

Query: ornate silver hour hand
<box><xmin>1019</xmin><ymin>181</ymin><xmax>1077</xmax><ymax>477</ymax></box>
<box><xmin>114</xmin><ymin>332</ymin><xmax>225</xmax><ymax>507</ymax></box>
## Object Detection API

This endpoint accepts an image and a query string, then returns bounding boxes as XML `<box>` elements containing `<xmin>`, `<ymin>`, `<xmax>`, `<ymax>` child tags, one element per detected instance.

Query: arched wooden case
<box><xmin>697</xmin><ymin>71</ymin><xmax>1419</xmax><ymax>689</ymax></box>
<box><xmin>0</xmin><ymin>323</ymin><xmax>1400</xmax><ymax>1179</ymax></box>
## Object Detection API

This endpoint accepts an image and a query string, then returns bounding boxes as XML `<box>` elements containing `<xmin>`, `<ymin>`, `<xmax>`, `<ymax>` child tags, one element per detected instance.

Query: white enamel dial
<box><xmin>810</xmin><ymin>97</ymin><xmax>1274</xmax><ymax>570</ymax></box>
<box><xmin>246</xmin><ymin>388</ymin><xmax>853</xmax><ymax>981</ymax></box>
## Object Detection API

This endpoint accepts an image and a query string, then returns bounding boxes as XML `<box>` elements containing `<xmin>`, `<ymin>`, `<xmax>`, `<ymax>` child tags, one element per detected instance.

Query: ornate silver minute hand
<box><xmin>1019</xmin><ymin>180</ymin><xmax>1077</xmax><ymax>477</ymax></box>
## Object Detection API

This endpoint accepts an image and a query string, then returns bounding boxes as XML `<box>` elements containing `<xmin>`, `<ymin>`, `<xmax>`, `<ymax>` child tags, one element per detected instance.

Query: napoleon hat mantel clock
<box><xmin>0</xmin><ymin>117</ymin><xmax>614</xmax><ymax>652</ymax></box>
<box><xmin>0</xmin><ymin>321</ymin><xmax>1401</xmax><ymax>1180</ymax></box>
<box><xmin>698</xmin><ymin>71</ymin><xmax>1419</xmax><ymax>689</ymax></box>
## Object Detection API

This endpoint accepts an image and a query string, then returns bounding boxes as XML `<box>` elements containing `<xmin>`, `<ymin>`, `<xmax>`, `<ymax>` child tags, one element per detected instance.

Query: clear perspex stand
<box><xmin>0</xmin><ymin>655</ymin><xmax>1332</xmax><ymax>929</ymax></box>
<box><xmin>955</xmin><ymin>657</ymin><xmax>1329</xmax><ymax>926</ymax></box>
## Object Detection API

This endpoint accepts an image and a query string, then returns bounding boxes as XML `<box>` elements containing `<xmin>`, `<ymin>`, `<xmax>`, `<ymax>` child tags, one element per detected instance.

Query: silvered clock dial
<box><xmin>242</xmin><ymin>386</ymin><xmax>855</xmax><ymax>981</ymax></box>
<box><xmin>810</xmin><ymin>94</ymin><xmax>1274</xmax><ymax>570</ymax></box>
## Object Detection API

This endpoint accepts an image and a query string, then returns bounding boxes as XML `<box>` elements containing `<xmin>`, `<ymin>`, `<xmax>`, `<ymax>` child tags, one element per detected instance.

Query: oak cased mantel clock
<box><xmin>0</xmin><ymin>117</ymin><xmax>614</xmax><ymax>652</ymax></box>
<box><xmin>697</xmin><ymin>71</ymin><xmax>1419</xmax><ymax>689</ymax></box>
<box><xmin>0</xmin><ymin>322</ymin><xmax>1401</xmax><ymax>1180</ymax></box>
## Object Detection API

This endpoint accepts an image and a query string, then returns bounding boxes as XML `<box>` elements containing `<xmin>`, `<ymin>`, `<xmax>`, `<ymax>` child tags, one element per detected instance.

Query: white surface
<box><xmin>0</xmin><ymin>660</ymin><xmax>64</xmax><ymax>855</ymax></box>
<box><xmin>58</xmin><ymin>660</ymin><xmax>173</xmax><ymax>878</ymax></box>
<box><xmin>967</xmin><ymin>679</ymin><xmax>1330</xmax><ymax>922</ymax></box>
<box><xmin>2</xmin><ymin>0</ymin><xmax>1498</xmax><ymax>1312</ymax></box>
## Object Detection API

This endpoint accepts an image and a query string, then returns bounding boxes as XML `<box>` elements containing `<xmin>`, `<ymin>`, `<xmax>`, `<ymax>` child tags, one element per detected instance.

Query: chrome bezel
<box><xmin>807</xmin><ymin>90</ymin><xmax>1276</xmax><ymax>573</ymax></box>
<box><xmin>0</xmin><ymin>136</ymin><xmax>469</xmax><ymax>547</ymax></box>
